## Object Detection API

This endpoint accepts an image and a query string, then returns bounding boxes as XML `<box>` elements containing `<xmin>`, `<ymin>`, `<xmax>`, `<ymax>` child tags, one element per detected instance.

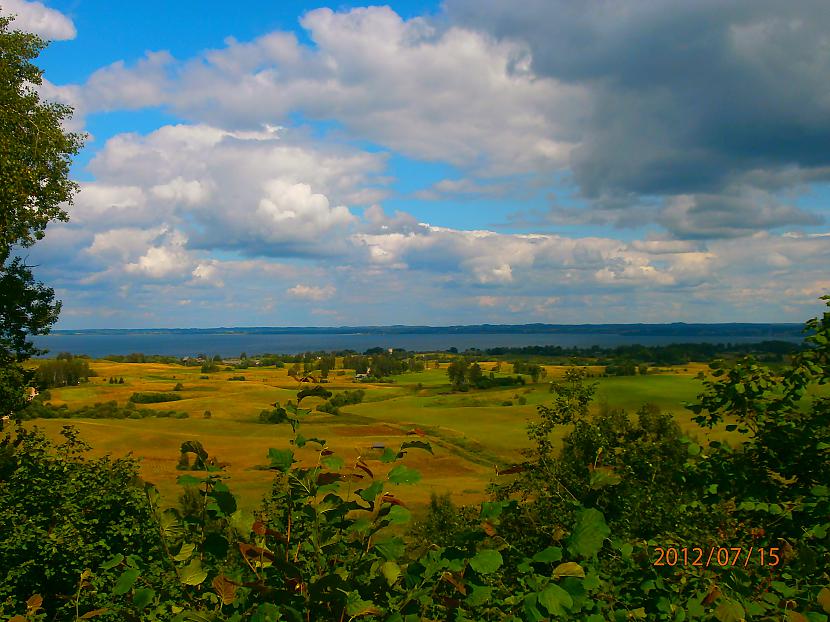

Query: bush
<box><xmin>227</xmin><ymin>376</ymin><xmax>246</xmax><ymax>381</ymax></box>
<box><xmin>128</xmin><ymin>392</ymin><xmax>182</xmax><ymax>404</ymax></box>
<box><xmin>173</xmin><ymin>382</ymin><xmax>184</xmax><ymax>391</ymax></box>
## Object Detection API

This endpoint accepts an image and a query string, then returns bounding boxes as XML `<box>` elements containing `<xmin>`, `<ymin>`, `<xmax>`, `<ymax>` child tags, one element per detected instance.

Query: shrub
<box><xmin>128</xmin><ymin>392</ymin><xmax>182</xmax><ymax>404</ymax></box>
<box><xmin>173</xmin><ymin>382</ymin><xmax>184</xmax><ymax>391</ymax></box>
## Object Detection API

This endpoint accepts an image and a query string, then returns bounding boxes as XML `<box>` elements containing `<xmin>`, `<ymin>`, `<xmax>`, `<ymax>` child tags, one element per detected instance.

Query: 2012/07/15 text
<box><xmin>652</xmin><ymin>547</ymin><xmax>781</xmax><ymax>567</ymax></box>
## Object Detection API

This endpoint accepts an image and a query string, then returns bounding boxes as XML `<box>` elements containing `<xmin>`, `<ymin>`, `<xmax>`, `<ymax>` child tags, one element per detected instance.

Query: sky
<box><xmin>4</xmin><ymin>0</ymin><xmax>830</xmax><ymax>328</ymax></box>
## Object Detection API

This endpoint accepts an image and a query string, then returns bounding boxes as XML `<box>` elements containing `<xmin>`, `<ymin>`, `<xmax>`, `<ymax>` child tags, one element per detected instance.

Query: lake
<box><xmin>30</xmin><ymin>331</ymin><xmax>804</xmax><ymax>358</ymax></box>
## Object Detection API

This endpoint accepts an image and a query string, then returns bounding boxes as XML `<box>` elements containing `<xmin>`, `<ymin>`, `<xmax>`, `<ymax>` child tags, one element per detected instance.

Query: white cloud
<box><xmin>71</xmin><ymin>123</ymin><xmax>385</xmax><ymax>257</ymax></box>
<box><xmin>60</xmin><ymin>6</ymin><xmax>584</xmax><ymax>177</ymax></box>
<box><xmin>2</xmin><ymin>0</ymin><xmax>76</xmax><ymax>40</ymax></box>
<box><xmin>287</xmin><ymin>284</ymin><xmax>336</xmax><ymax>301</ymax></box>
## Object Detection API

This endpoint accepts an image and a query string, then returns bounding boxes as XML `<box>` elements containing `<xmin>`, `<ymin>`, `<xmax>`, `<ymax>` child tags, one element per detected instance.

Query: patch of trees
<box><xmin>104</xmin><ymin>353</ymin><xmax>182</xmax><ymax>364</ymax></box>
<box><xmin>447</xmin><ymin>360</ymin><xmax>525</xmax><ymax>390</ymax></box>
<box><xmin>316</xmin><ymin>389</ymin><xmax>365</xmax><ymax>415</ymax></box>
<box><xmin>128</xmin><ymin>392</ymin><xmax>182</xmax><ymax>404</ymax></box>
<box><xmin>19</xmin><ymin>398</ymin><xmax>189</xmax><ymax>420</ymax></box>
<box><xmin>511</xmin><ymin>360</ymin><xmax>546</xmax><ymax>382</ymax></box>
<box><xmin>34</xmin><ymin>354</ymin><xmax>96</xmax><ymax>388</ymax></box>
<box><xmin>483</xmin><ymin>340</ymin><xmax>802</xmax><ymax>366</ymax></box>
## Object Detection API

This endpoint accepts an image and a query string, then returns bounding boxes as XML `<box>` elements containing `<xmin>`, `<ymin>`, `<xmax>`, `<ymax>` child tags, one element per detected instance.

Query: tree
<box><xmin>446</xmin><ymin>359</ymin><xmax>469</xmax><ymax>389</ymax></box>
<box><xmin>0</xmin><ymin>17</ymin><xmax>83</xmax><ymax>418</ymax></box>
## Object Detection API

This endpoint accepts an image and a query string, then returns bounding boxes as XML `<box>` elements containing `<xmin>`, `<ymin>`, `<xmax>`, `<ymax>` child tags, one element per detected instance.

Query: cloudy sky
<box><xmin>5</xmin><ymin>0</ymin><xmax>830</xmax><ymax>328</ymax></box>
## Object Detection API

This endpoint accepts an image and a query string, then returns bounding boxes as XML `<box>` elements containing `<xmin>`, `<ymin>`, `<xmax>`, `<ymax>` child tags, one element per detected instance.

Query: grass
<box><xmin>27</xmin><ymin>360</ymin><xmax>714</xmax><ymax>511</ymax></box>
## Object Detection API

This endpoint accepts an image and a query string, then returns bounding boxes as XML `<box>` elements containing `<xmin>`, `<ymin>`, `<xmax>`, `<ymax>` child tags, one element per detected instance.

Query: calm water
<box><xmin>31</xmin><ymin>332</ymin><xmax>802</xmax><ymax>358</ymax></box>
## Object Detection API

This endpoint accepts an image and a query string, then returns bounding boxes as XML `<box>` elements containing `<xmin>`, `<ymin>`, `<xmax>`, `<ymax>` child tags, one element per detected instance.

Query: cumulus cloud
<box><xmin>59</xmin><ymin>6</ymin><xmax>584</xmax><ymax>177</ymax></box>
<box><xmin>74</xmin><ymin>123</ymin><xmax>385</xmax><ymax>257</ymax></box>
<box><xmin>2</xmin><ymin>0</ymin><xmax>76</xmax><ymax>40</ymax></box>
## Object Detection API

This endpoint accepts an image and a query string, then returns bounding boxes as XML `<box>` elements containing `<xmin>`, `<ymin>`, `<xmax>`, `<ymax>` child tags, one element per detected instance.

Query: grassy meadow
<box><xmin>25</xmin><ymin>359</ymin><xmax>715</xmax><ymax>512</ymax></box>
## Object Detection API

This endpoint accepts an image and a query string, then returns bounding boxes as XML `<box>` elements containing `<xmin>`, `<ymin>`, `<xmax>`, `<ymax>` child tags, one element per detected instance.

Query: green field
<box><xmin>27</xmin><ymin>360</ymin><xmax>711</xmax><ymax>511</ymax></box>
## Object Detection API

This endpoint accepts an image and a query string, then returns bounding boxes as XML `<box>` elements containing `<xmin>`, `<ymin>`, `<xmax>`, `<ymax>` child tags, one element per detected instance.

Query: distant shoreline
<box><xmin>50</xmin><ymin>323</ymin><xmax>804</xmax><ymax>338</ymax></box>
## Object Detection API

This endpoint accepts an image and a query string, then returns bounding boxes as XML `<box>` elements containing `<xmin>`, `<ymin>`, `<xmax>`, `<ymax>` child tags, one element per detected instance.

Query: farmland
<box><xmin>24</xmin><ymin>359</ymin><xmax>712</xmax><ymax>511</ymax></box>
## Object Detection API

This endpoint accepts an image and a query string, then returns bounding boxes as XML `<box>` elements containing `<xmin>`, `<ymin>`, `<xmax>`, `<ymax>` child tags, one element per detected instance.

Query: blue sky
<box><xmin>5</xmin><ymin>0</ymin><xmax>830</xmax><ymax>328</ymax></box>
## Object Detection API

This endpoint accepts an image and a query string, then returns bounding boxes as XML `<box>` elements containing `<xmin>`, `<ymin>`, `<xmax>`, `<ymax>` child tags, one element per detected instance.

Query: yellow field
<box><xmin>26</xmin><ymin>360</ymin><xmax>712</xmax><ymax>512</ymax></box>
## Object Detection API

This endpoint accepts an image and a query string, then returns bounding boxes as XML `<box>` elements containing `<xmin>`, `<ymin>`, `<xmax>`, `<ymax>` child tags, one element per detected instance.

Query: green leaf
<box><xmin>386</xmin><ymin>505</ymin><xmax>411</xmax><ymax>525</ymax></box>
<box><xmin>589</xmin><ymin>466</ymin><xmax>621</xmax><ymax>489</ymax></box>
<box><xmin>321</xmin><ymin>455</ymin><xmax>344</xmax><ymax>471</ymax></box>
<box><xmin>101</xmin><ymin>553</ymin><xmax>123</xmax><ymax>570</ymax></box>
<box><xmin>176</xmin><ymin>474</ymin><xmax>203</xmax><ymax>487</ymax></box>
<box><xmin>566</xmin><ymin>508</ymin><xmax>610</xmax><ymax>558</ymax></box>
<box><xmin>552</xmin><ymin>562</ymin><xmax>585</xmax><ymax>578</ymax></box>
<box><xmin>379</xmin><ymin>447</ymin><xmax>398</xmax><ymax>463</ymax></box>
<box><xmin>374</xmin><ymin>537</ymin><xmax>405</xmax><ymax>561</ymax></box>
<box><xmin>133</xmin><ymin>587</ymin><xmax>155</xmax><ymax>610</ymax></box>
<box><xmin>538</xmin><ymin>584</ymin><xmax>573</xmax><ymax>616</ymax></box>
<box><xmin>480</xmin><ymin>501</ymin><xmax>509</xmax><ymax>520</ymax></box>
<box><xmin>817</xmin><ymin>587</ymin><xmax>830</xmax><ymax>614</ymax></box>
<box><xmin>173</xmin><ymin>542</ymin><xmax>195</xmax><ymax>562</ymax></box>
<box><xmin>359</xmin><ymin>480</ymin><xmax>384</xmax><ymax>503</ymax></box>
<box><xmin>229</xmin><ymin>509</ymin><xmax>254</xmax><ymax>535</ymax></box>
<box><xmin>387</xmin><ymin>464</ymin><xmax>421</xmax><ymax>485</ymax></box>
<box><xmin>112</xmin><ymin>567</ymin><xmax>140</xmax><ymax>595</ymax></box>
<box><xmin>470</xmin><ymin>549</ymin><xmax>503</xmax><ymax>575</ymax></box>
<box><xmin>180</xmin><ymin>559</ymin><xmax>208</xmax><ymax>586</ymax></box>
<box><xmin>532</xmin><ymin>546</ymin><xmax>563</xmax><ymax>563</ymax></box>
<box><xmin>466</xmin><ymin>585</ymin><xmax>493</xmax><ymax>607</ymax></box>
<box><xmin>267</xmin><ymin>448</ymin><xmax>294</xmax><ymax>472</ymax></box>
<box><xmin>380</xmin><ymin>561</ymin><xmax>401</xmax><ymax>586</ymax></box>
<box><xmin>400</xmin><ymin>440</ymin><xmax>433</xmax><ymax>454</ymax></box>
<box><xmin>714</xmin><ymin>601</ymin><xmax>745</xmax><ymax>622</ymax></box>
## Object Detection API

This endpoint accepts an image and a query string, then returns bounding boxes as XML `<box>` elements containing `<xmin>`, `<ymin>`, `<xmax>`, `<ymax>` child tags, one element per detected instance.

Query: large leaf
<box><xmin>359</xmin><ymin>480</ymin><xmax>384</xmax><ymax>503</ymax></box>
<box><xmin>112</xmin><ymin>568</ymin><xmax>140</xmax><ymax>595</ymax></box>
<box><xmin>538</xmin><ymin>584</ymin><xmax>573</xmax><ymax>616</ymax></box>
<box><xmin>566</xmin><ymin>508</ymin><xmax>610</xmax><ymax>558</ymax></box>
<box><xmin>321</xmin><ymin>455</ymin><xmax>344</xmax><ymax>471</ymax></box>
<box><xmin>173</xmin><ymin>542</ymin><xmax>196</xmax><ymax>562</ymax></box>
<box><xmin>180</xmin><ymin>559</ymin><xmax>208</xmax><ymax>586</ymax></box>
<box><xmin>532</xmin><ymin>546</ymin><xmax>563</xmax><ymax>563</ymax></box>
<box><xmin>714</xmin><ymin>601</ymin><xmax>745</xmax><ymax>622</ymax></box>
<box><xmin>101</xmin><ymin>553</ymin><xmax>123</xmax><ymax>570</ymax></box>
<box><xmin>132</xmin><ymin>588</ymin><xmax>155</xmax><ymax>610</ymax></box>
<box><xmin>470</xmin><ymin>549</ymin><xmax>503</xmax><ymax>575</ymax></box>
<box><xmin>176</xmin><ymin>474</ymin><xmax>204</xmax><ymax>487</ymax></box>
<box><xmin>387</xmin><ymin>464</ymin><xmax>421</xmax><ymax>485</ymax></box>
<box><xmin>374</xmin><ymin>537</ymin><xmax>405</xmax><ymax>561</ymax></box>
<box><xmin>819</xmin><ymin>587</ymin><xmax>830</xmax><ymax>614</ymax></box>
<box><xmin>380</xmin><ymin>561</ymin><xmax>401</xmax><ymax>586</ymax></box>
<box><xmin>588</xmin><ymin>466</ymin><xmax>622</xmax><ymax>490</ymax></box>
<box><xmin>267</xmin><ymin>448</ymin><xmax>295</xmax><ymax>472</ymax></box>
<box><xmin>212</xmin><ymin>574</ymin><xmax>238</xmax><ymax>605</ymax></box>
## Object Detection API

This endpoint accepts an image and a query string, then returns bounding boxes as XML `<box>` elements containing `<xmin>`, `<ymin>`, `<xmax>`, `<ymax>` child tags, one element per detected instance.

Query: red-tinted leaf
<box><xmin>381</xmin><ymin>493</ymin><xmax>407</xmax><ymax>507</ymax></box>
<box><xmin>355</xmin><ymin>462</ymin><xmax>374</xmax><ymax>478</ymax></box>
<box><xmin>238</xmin><ymin>542</ymin><xmax>275</xmax><ymax>562</ymax></box>
<box><xmin>442</xmin><ymin>571</ymin><xmax>467</xmax><ymax>595</ymax></box>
